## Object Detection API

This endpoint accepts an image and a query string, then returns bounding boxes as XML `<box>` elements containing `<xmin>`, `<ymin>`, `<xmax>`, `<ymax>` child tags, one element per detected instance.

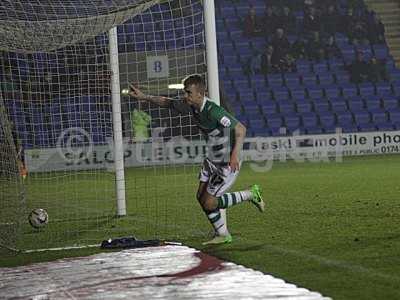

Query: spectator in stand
<box><xmin>322</xmin><ymin>5</ymin><xmax>340</xmax><ymax>39</ymax></box>
<box><xmin>243</xmin><ymin>6</ymin><xmax>262</xmax><ymax>37</ymax></box>
<box><xmin>367</xmin><ymin>57</ymin><xmax>389</xmax><ymax>83</ymax></box>
<box><xmin>367</xmin><ymin>12</ymin><xmax>385</xmax><ymax>44</ymax></box>
<box><xmin>262</xmin><ymin>6</ymin><xmax>279</xmax><ymax>37</ymax></box>
<box><xmin>270</xmin><ymin>28</ymin><xmax>291</xmax><ymax>58</ymax></box>
<box><xmin>347</xmin><ymin>51</ymin><xmax>369</xmax><ymax>83</ymax></box>
<box><xmin>291</xmin><ymin>37</ymin><xmax>307</xmax><ymax>59</ymax></box>
<box><xmin>277</xmin><ymin>6</ymin><xmax>296</xmax><ymax>34</ymax></box>
<box><xmin>305</xmin><ymin>31</ymin><xmax>324</xmax><ymax>61</ymax></box>
<box><xmin>261</xmin><ymin>45</ymin><xmax>280</xmax><ymax>74</ymax></box>
<box><xmin>278</xmin><ymin>53</ymin><xmax>297</xmax><ymax>73</ymax></box>
<box><xmin>345</xmin><ymin>8</ymin><xmax>368</xmax><ymax>45</ymax></box>
<box><xmin>303</xmin><ymin>6</ymin><xmax>322</xmax><ymax>39</ymax></box>
<box><xmin>323</xmin><ymin>36</ymin><xmax>342</xmax><ymax>60</ymax></box>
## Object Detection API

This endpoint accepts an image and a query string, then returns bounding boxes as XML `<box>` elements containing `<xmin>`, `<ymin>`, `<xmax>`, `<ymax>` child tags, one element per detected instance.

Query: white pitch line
<box><xmin>248</xmin><ymin>240</ymin><xmax>400</xmax><ymax>283</ymax></box>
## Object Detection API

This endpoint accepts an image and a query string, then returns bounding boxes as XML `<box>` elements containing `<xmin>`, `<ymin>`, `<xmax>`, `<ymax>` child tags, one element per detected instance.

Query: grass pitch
<box><xmin>1</xmin><ymin>154</ymin><xmax>400</xmax><ymax>300</ymax></box>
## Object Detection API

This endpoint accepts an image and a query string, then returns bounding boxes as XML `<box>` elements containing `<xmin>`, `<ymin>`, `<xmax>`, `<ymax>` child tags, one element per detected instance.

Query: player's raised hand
<box><xmin>128</xmin><ymin>83</ymin><xmax>146</xmax><ymax>100</ymax></box>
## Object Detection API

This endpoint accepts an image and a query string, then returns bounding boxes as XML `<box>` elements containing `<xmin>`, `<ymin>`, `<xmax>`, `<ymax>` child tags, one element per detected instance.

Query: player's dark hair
<box><xmin>182</xmin><ymin>74</ymin><xmax>205</xmax><ymax>92</ymax></box>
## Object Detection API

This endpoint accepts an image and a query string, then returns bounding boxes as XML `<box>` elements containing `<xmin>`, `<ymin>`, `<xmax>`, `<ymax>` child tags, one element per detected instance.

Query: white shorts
<box><xmin>199</xmin><ymin>159</ymin><xmax>241</xmax><ymax>197</ymax></box>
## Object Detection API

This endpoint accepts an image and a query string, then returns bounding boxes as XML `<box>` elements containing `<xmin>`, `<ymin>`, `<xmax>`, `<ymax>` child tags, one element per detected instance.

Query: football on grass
<box><xmin>28</xmin><ymin>208</ymin><xmax>49</xmax><ymax>228</ymax></box>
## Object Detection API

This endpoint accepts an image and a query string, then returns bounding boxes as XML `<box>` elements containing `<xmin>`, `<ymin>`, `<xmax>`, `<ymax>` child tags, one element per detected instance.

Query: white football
<box><xmin>28</xmin><ymin>208</ymin><xmax>49</xmax><ymax>229</ymax></box>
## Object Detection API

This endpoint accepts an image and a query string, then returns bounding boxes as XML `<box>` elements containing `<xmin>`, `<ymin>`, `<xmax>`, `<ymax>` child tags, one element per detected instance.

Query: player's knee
<box><xmin>201</xmin><ymin>197</ymin><xmax>218</xmax><ymax>212</ymax></box>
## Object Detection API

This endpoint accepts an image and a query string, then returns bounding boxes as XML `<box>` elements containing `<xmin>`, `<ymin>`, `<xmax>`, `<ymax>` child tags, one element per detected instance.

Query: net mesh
<box><xmin>0</xmin><ymin>0</ymin><xmax>209</xmax><ymax>251</ymax></box>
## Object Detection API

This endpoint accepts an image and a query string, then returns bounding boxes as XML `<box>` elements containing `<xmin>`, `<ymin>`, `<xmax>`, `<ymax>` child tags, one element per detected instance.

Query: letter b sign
<box><xmin>147</xmin><ymin>55</ymin><xmax>169</xmax><ymax>78</ymax></box>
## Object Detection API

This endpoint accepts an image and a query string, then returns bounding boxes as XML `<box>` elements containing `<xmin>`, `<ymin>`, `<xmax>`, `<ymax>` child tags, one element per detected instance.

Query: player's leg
<box><xmin>197</xmin><ymin>171</ymin><xmax>229</xmax><ymax>239</ymax></box>
<box><xmin>208</xmin><ymin>166</ymin><xmax>265</xmax><ymax>213</ymax></box>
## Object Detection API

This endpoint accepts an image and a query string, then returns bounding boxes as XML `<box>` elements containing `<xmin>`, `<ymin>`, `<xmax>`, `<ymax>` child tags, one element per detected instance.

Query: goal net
<box><xmin>0</xmin><ymin>0</ymin><xmax>210</xmax><ymax>251</ymax></box>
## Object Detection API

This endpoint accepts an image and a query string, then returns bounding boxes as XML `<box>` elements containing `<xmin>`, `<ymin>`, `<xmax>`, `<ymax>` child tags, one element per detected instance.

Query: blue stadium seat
<box><xmin>382</xmin><ymin>95</ymin><xmax>399</xmax><ymax>110</ymax></box>
<box><xmin>249</xmin><ymin>118</ymin><xmax>266</xmax><ymax>129</ymax></box>
<box><xmin>324</xmin><ymin>85</ymin><xmax>341</xmax><ymax>99</ymax></box>
<box><xmin>251</xmin><ymin>76</ymin><xmax>267</xmax><ymax>89</ymax></box>
<box><xmin>342</xmin><ymin>83</ymin><xmax>358</xmax><ymax>98</ymax></box>
<box><xmin>364</xmin><ymin>96</ymin><xmax>382</xmax><ymax>110</ymax></box>
<box><xmin>266</xmin><ymin>114</ymin><xmax>284</xmax><ymax>128</ymax></box>
<box><xmin>278</xmin><ymin>101</ymin><xmax>296</xmax><ymax>114</ymax></box>
<box><xmin>284</xmin><ymin>73</ymin><xmax>302</xmax><ymax>88</ymax></box>
<box><xmin>353</xmin><ymin>110</ymin><xmax>371</xmax><ymax>126</ymax></box>
<box><xmin>336</xmin><ymin>111</ymin><xmax>354</xmax><ymax>126</ymax></box>
<box><xmin>260</xmin><ymin>101</ymin><xmax>278</xmax><ymax>114</ymax></box>
<box><xmin>313</xmin><ymin>62</ymin><xmax>329</xmax><ymax>74</ymax></box>
<box><xmin>370</xmin><ymin>110</ymin><xmax>388</xmax><ymax>123</ymax></box>
<box><xmin>267</xmin><ymin>74</ymin><xmax>284</xmax><ymax>87</ymax></box>
<box><xmin>220</xmin><ymin>7</ymin><xmax>237</xmax><ymax>18</ymax></box>
<box><xmin>334</xmin><ymin>71</ymin><xmax>351</xmax><ymax>85</ymax></box>
<box><xmin>372</xmin><ymin>44</ymin><xmax>389</xmax><ymax>60</ymax></box>
<box><xmin>330</xmin><ymin>97</ymin><xmax>348</xmax><ymax>112</ymax></box>
<box><xmin>290</xmin><ymin>88</ymin><xmax>307</xmax><ymax>100</ymax></box>
<box><xmin>358</xmin><ymin>124</ymin><xmax>376</xmax><ymax>132</ymax></box>
<box><xmin>301</xmin><ymin>73</ymin><xmax>318</xmax><ymax>86</ymax></box>
<box><xmin>358</xmin><ymin>82</ymin><xmax>375</xmax><ymax>97</ymax></box>
<box><xmin>252</xmin><ymin>127</ymin><xmax>271</xmax><ymax>137</ymax></box>
<box><xmin>284</xmin><ymin>114</ymin><xmax>301</xmax><ymax>131</ymax></box>
<box><xmin>347</xmin><ymin>96</ymin><xmax>365</xmax><ymax>111</ymax></box>
<box><xmin>313</xmin><ymin>99</ymin><xmax>331</xmax><ymax>112</ymax></box>
<box><xmin>392</xmin><ymin>84</ymin><xmax>400</xmax><ymax>96</ymax></box>
<box><xmin>302</xmin><ymin>112</ymin><xmax>318</xmax><ymax>128</ymax></box>
<box><xmin>233</xmin><ymin>79</ymin><xmax>250</xmax><ymax>90</ymax></box>
<box><xmin>306</xmin><ymin>126</ymin><xmax>324</xmax><ymax>135</ymax></box>
<box><xmin>307</xmin><ymin>86</ymin><xmax>324</xmax><ymax>99</ymax></box>
<box><xmin>376</xmin><ymin>122</ymin><xmax>394</xmax><ymax>131</ymax></box>
<box><xmin>388</xmin><ymin>109</ymin><xmax>400</xmax><ymax>126</ymax></box>
<box><xmin>272</xmin><ymin>87</ymin><xmax>290</xmax><ymax>100</ymax></box>
<box><xmin>296</xmin><ymin>100</ymin><xmax>313</xmax><ymax>113</ymax></box>
<box><xmin>256</xmin><ymin>90</ymin><xmax>273</xmax><ymax>102</ymax></box>
<box><xmin>376</xmin><ymin>82</ymin><xmax>393</xmax><ymax>96</ymax></box>
<box><xmin>318</xmin><ymin>74</ymin><xmax>335</xmax><ymax>85</ymax></box>
<box><xmin>319</xmin><ymin>111</ymin><xmax>336</xmax><ymax>127</ymax></box>
<box><xmin>296</xmin><ymin>60</ymin><xmax>311</xmax><ymax>74</ymax></box>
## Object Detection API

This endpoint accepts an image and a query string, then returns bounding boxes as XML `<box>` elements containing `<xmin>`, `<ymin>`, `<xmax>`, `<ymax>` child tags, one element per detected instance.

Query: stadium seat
<box><xmin>358</xmin><ymin>82</ymin><xmax>376</xmax><ymax>97</ymax></box>
<box><xmin>305</xmin><ymin>126</ymin><xmax>324</xmax><ymax>135</ymax></box>
<box><xmin>324</xmin><ymin>85</ymin><xmax>341</xmax><ymax>99</ymax></box>
<box><xmin>318</xmin><ymin>74</ymin><xmax>335</xmax><ymax>85</ymax></box>
<box><xmin>382</xmin><ymin>95</ymin><xmax>399</xmax><ymax>110</ymax></box>
<box><xmin>266</xmin><ymin>114</ymin><xmax>284</xmax><ymax>128</ymax></box>
<box><xmin>370</xmin><ymin>110</ymin><xmax>388</xmax><ymax>124</ymax></box>
<box><xmin>307</xmin><ymin>86</ymin><xmax>324</xmax><ymax>99</ymax></box>
<box><xmin>260</xmin><ymin>101</ymin><xmax>278</xmax><ymax>114</ymax></box>
<box><xmin>388</xmin><ymin>109</ymin><xmax>400</xmax><ymax>125</ymax></box>
<box><xmin>249</xmin><ymin>118</ymin><xmax>266</xmax><ymax>129</ymax></box>
<box><xmin>347</xmin><ymin>96</ymin><xmax>365</xmax><ymax>111</ymax></box>
<box><xmin>267</xmin><ymin>74</ymin><xmax>284</xmax><ymax>87</ymax></box>
<box><xmin>301</xmin><ymin>73</ymin><xmax>318</xmax><ymax>86</ymax></box>
<box><xmin>334</xmin><ymin>71</ymin><xmax>351</xmax><ymax>85</ymax></box>
<box><xmin>255</xmin><ymin>90</ymin><xmax>273</xmax><ymax>102</ymax></box>
<box><xmin>376</xmin><ymin>82</ymin><xmax>393</xmax><ymax>96</ymax></box>
<box><xmin>302</xmin><ymin>112</ymin><xmax>318</xmax><ymax>128</ymax></box>
<box><xmin>342</xmin><ymin>83</ymin><xmax>358</xmax><ymax>98</ymax></box>
<box><xmin>319</xmin><ymin>111</ymin><xmax>336</xmax><ymax>127</ymax></box>
<box><xmin>272</xmin><ymin>87</ymin><xmax>290</xmax><ymax>100</ymax></box>
<box><xmin>278</xmin><ymin>101</ymin><xmax>296</xmax><ymax>114</ymax></box>
<box><xmin>252</xmin><ymin>127</ymin><xmax>271</xmax><ymax>137</ymax></box>
<box><xmin>284</xmin><ymin>73</ymin><xmax>301</xmax><ymax>88</ymax></box>
<box><xmin>313</xmin><ymin>99</ymin><xmax>331</xmax><ymax>112</ymax></box>
<box><xmin>251</xmin><ymin>76</ymin><xmax>267</xmax><ymax>89</ymax></box>
<box><xmin>284</xmin><ymin>114</ymin><xmax>301</xmax><ymax>131</ymax></box>
<box><xmin>376</xmin><ymin>122</ymin><xmax>394</xmax><ymax>131</ymax></box>
<box><xmin>357</xmin><ymin>123</ymin><xmax>376</xmax><ymax>132</ymax></box>
<box><xmin>290</xmin><ymin>88</ymin><xmax>307</xmax><ymax>100</ymax></box>
<box><xmin>336</xmin><ymin>111</ymin><xmax>354</xmax><ymax>126</ymax></box>
<box><xmin>372</xmin><ymin>44</ymin><xmax>389</xmax><ymax>59</ymax></box>
<box><xmin>365</xmin><ymin>96</ymin><xmax>382</xmax><ymax>110</ymax></box>
<box><xmin>296</xmin><ymin>100</ymin><xmax>313</xmax><ymax>113</ymax></box>
<box><xmin>353</xmin><ymin>108</ymin><xmax>370</xmax><ymax>124</ymax></box>
<box><xmin>330</xmin><ymin>97</ymin><xmax>348</xmax><ymax>112</ymax></box>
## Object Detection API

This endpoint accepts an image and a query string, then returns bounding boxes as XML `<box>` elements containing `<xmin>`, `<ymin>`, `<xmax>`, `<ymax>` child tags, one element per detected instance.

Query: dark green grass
<box><xmin>1</xmin><ymin>155</ymin><xmax>400</xmax><ymax>300</ymax></box>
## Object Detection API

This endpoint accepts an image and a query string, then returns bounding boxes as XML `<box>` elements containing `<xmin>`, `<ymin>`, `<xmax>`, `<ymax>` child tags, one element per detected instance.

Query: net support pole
<box><xmin>204</xmin><ymin>0</ymin><xmax>227</xmax><ymax>225</ymax></box>
<box><xmin>108</xmin><ymin>26</ymin><xmax>126</xmax><ymax>216</ymax></box>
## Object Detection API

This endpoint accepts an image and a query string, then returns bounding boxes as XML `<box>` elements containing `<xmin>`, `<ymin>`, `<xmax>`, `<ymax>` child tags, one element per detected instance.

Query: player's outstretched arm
<box><xmin>229</xmin><ymin>122</ymin><xmax>246</xmax><ymax>172</ymax></box>
<box><xmin>128</xmin><ymin>83</ymin><xmax>171</xmax><ymax>108</ymax></box>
